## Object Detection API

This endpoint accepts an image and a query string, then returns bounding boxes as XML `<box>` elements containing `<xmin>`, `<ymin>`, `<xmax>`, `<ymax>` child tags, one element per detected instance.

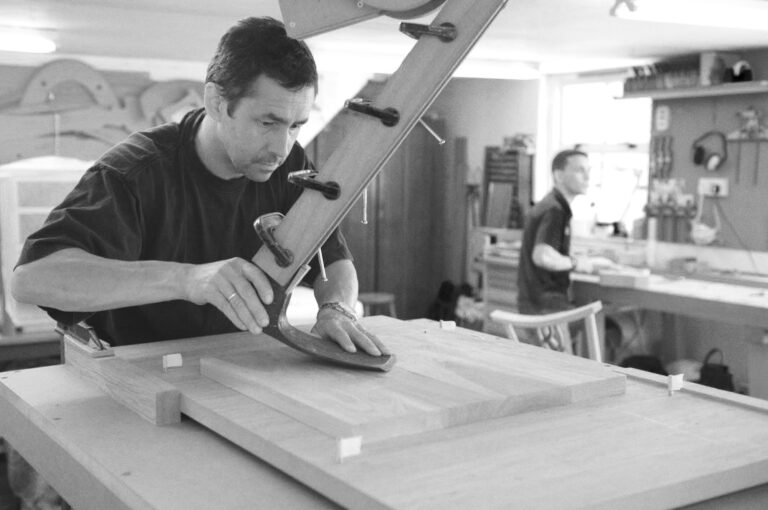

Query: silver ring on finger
<box><xmin>227</xmin><ymin>292</ymin><xmax>238</xmax><ymax>302</ymax></box>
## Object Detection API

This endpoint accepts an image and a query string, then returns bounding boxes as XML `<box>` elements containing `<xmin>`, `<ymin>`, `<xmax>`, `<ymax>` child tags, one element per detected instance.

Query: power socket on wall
<box><xmin>698</xmin><ymin>177</ymin><xmax>729</xmax><ymax>197</ymax></box>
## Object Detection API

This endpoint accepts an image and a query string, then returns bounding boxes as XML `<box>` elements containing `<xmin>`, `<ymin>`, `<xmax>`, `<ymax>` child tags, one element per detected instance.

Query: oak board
<box><xmin>200</xmin><ymin>319</ymin><xmax>625</xmax><ymax>445</ymax></box>
<box><xmin>176</xmin><ymin>317</ymin><xmax>626</xmax><ymax>509</ymax></box>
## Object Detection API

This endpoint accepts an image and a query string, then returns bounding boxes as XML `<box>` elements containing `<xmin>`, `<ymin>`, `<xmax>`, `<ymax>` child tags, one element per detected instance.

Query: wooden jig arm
<box><xmin>252</xmin><ymin>0</ymin><xmax>508</xmax><ymax>370</ymax></box>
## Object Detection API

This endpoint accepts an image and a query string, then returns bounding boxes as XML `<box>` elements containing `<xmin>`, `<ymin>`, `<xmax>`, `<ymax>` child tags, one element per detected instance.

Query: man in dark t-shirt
<box><xmin>11</xmin><ymin>17</ymin><xmax>388</xmax><ymax>357</ymax></box>
<box><xmin>517</xmin><ymin>183</ymin><xmax>574</xmax><ymax>314</ymax></box>
<box><xmin>8</xmin><ymin>17</ymin><xmax>392</xmax><ymax>509</ymax></box>
<box><xmin>517</xmin><ymin>149</ymin><xmax>608</xmax><ymax>353</ymax></box>
<box><xmin>518</xmin><ymin>149</ymin><xmax>616</xmax><ymax>316</ymax></box>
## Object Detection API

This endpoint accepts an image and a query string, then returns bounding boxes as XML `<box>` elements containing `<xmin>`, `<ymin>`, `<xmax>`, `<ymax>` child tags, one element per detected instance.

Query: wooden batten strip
<box><xmin>63</xmin><ymin>337</ymin><xmax>180</xmax><ymax>425</ymax></box>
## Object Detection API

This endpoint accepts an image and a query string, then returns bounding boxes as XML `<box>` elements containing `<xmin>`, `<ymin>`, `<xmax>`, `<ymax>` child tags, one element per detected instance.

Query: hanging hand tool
<box><xmin>661</xmin><ymin>135</ymin><xmax>673</xmax><ymax>178</ymax></box>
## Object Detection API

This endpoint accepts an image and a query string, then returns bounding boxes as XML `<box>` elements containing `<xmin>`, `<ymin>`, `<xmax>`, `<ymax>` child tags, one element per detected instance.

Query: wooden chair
<box><xmin>490</xmin><ymin>301</ymin><xmax>603</xmax><ymax>362</ymax></box>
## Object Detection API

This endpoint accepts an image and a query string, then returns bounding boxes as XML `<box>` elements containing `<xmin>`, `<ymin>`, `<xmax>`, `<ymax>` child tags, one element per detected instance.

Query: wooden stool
<box><xmin>358</xmin><ymin>292</ymin><xmax>397</xmax><ymax>318</ymax></box>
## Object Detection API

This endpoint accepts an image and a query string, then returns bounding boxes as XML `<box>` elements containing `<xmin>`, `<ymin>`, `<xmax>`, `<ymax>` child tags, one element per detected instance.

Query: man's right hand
<box><xmin>573</xmin><ymin>255</ymin><xmax>618</xmax><ymax>274</ymax></box>
<box><xmin>183</xmin><ymin>257</ymin><xmax>274</xmax><ymax>335</ymax></box>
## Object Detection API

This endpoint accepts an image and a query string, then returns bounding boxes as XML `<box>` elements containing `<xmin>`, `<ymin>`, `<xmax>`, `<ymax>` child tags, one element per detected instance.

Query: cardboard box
<box><xmin>700</xmin><ymin>51</ymin><xmax>742</xmax><ymax>86</ymax></box>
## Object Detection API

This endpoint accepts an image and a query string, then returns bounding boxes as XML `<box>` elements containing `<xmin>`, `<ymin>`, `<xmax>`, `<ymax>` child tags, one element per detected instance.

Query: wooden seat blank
<box><xmin>490</xmin><ymin>301</ymin><xmax>603</xmax><ymax>362</ymax></box>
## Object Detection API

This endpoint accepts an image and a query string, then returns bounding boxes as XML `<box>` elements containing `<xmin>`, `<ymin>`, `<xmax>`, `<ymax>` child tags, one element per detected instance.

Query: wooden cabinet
<box><xmin>0</xmin><ymin>167</ymin><xmax>85</xmax><ymax>332</ymax></box>
<box><xmin>306</xmin><ymin>81</ymin><xmax>449</xmax><ymax>319</ymax></box>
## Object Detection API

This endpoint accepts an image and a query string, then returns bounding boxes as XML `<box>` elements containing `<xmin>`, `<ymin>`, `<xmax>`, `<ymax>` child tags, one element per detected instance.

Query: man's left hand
<box><xmin>312</xmin><ymin>305</ymin><xmax>391</xmax><ymax>357</ymax></box>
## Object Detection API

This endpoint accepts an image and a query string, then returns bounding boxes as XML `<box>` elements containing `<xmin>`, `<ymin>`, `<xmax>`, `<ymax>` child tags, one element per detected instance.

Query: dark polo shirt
<box><xmin>517</xmin><ymin>188</ymin><xmax>572</xmax><ymax>313</ymax></box>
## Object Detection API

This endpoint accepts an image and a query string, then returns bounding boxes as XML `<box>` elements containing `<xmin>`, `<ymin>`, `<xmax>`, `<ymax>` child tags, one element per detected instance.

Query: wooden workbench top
<box><xmin>0</xmin><ymin>364</ymin><xmax>338</xmax><ymax>510</ymax></box>
<box><xmin>571</xmin><ymin>271</ymin><xmax>768</xmax><ymax>330</ymax></box>
<box><xmin>484</xmin><ymin>255</ymin><xmax>768</xmax><ymax>318</ymax></box>
<box><xmin>4</xmin><ymin>317</ymin><xmax>768</xmax><ymax>509</ymax></box>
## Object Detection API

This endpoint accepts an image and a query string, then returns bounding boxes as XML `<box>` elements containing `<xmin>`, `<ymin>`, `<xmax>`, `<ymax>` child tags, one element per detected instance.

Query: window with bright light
<box><xmin>560</xmin><ymin>79</ymin><xmax>651</xmax><ymax>237</ymax></box>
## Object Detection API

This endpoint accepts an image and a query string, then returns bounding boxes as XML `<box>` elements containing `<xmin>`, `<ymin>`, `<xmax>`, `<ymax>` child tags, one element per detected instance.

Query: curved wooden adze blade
<box><xmin>261</xmin><ymin>275</ymin><xmax>396</xmax><ymax>372</ymax></box>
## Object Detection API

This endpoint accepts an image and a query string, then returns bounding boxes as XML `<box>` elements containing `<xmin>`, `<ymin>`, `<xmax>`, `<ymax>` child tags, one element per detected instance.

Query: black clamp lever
<box><xmin>288</xmin><ymin>170</ymin><xmax>340</xmax><ymax>200</ymax></box>
<box><xmin>344</xmin><ymin>98</ymin><xmax>399</xmax><ymax>127</ymax></box>
<box><xmin>56</xmin><ymin>321</ymin><xmax>113</xmax><ymax>358</ymax></box>
<box><xmin>399</xmin><ymin>22</ymin><xmax>457</xmax><ymax>42</ymax></box>
<box><xmin>253</xmin><ymin>213</ymin><xmax>294</xmax><ymax>267</ymax></box>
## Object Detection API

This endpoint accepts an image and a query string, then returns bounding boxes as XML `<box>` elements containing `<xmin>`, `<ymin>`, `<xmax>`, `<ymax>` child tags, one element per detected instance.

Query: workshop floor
<box><xmin>0</xmin><ymin>448</ymin><xmax>19</xmax><ymax>510</ymax></box>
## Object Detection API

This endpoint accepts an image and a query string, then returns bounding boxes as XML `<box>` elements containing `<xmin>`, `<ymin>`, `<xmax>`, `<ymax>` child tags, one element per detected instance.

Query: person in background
<box><xmin>8</xmin><ymin>16</ymin><xmax>388</xmax><ymax>509</ymax></box>
<box><xmin>517</xmin><ymin>149</ymin><xmax>615</xmax><ymax>350</ymax></box>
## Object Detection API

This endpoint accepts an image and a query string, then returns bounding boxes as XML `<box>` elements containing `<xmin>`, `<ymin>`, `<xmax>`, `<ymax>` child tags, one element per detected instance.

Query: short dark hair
<box><xmin>551</xmin><ymin>149</ymin><xmax>587</xmax><ymax>173</ymax></box>
<box><xmin>205</xmin><ymin>17</ymin><xmax>318</xmax><ymax>115</ymax></box>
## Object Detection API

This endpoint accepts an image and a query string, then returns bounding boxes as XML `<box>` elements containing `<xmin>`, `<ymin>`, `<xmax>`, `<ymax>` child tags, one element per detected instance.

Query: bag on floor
<box><xmin>697</xmin><ymin>348</ymin><xmax>735</xmax><ymax>392</ymax></box>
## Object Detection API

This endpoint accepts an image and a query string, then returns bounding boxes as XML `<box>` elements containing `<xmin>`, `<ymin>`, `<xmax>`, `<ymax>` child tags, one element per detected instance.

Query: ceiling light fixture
<box><xmin>610</xmin><ymin>0</ymin><xmax>768</xmax><ymax>31</ymax></box>
<box><xmin>0</xmin><ymin>30</ymin><xmax>56</xmax><ymax>53</ymax></box>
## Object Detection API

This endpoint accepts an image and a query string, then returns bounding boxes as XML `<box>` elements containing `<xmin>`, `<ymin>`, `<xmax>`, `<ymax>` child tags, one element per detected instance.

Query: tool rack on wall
<box><xmin>481</xmin><ymin>146</ymin><xmax>533</xmax><ymax>229</ymax></box>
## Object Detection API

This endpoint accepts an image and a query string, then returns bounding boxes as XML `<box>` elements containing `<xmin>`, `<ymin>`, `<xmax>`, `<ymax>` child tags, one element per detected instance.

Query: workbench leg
<box><xmin>5</xmin><ymin>445</ymin><xmax>69</xmax><ymax>510</ymax></box>
<box><xmin>658</xmin><ymin>313</ymin><xmax>682</xmax><ymax>365</ymax></box>
<box><xmin>595</xmin><ymin>308</ymin><xmax>606</xmax><ymax>363</ymax></box>
<box><xmin>0</xmin><ymin>445</ymin><xmax>19</xmax><ymax>510</ymax></box>
<box><xmin>747</xmin><ymin>338</ymin><xmax>768</xmax><ymax>400</ymax></box>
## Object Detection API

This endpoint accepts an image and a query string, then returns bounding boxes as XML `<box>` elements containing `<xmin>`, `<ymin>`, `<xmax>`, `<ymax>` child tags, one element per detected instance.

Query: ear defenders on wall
<box><xmin>692</xmin><ymin>130</ymin><xmax>727</xmax><ymax>171</ymax></box>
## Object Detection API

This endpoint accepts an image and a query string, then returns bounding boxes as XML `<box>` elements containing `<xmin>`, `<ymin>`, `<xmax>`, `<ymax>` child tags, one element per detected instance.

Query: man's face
<box><xmin>216</xmin><ymin>75</ymin><xmax>315</xmax><ymax>182</ymax></box>
<box><xmin>556</xmin><ymin>154</ymin><xmax>590</xmax><ymax>196</ymax></box>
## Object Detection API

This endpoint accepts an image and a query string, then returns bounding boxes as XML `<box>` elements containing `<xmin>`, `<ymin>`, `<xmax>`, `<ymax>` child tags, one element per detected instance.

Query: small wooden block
<box><xmin>439</xmin><ymin>320</ymin><xmax>456</xmax><ymax>331</ymax></box>
<box><xmin>667</xmin><ymin>373</ymin><xmax>685</xmax><ymax>395</ymax></box>
<box><xmin>162</xmin><ymin>353</ymin><xmax>183</xmax><ymax>371</ymax></box>
<box><xmin>337</xmin><ymin>436</ymin><xmax>362</xmax><ymax>462</ymax></box>
<box><xmin>63</xmin><ymin>337</ymin><xmax>180</xmax><ymax>425</ymax></box>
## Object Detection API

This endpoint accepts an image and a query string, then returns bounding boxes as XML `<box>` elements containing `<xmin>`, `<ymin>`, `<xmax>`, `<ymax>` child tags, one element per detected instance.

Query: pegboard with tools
<box><xmin>481</xmin><ymin>146</ymin><xmax>533</xmax><ymax>228</ymax></box>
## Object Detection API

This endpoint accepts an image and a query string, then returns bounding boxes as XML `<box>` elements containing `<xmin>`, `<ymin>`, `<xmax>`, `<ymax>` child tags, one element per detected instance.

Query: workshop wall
<box><xmin>648</xmin><ymin>48</ymin><xmax>768</xmax><ymax>394</ymax></box>
<box><xmin>426</xmin><ymin>78</ymin><xmax>539</xmax><ymax>284</ymax></box>
<box><xmin>0</xmin><ymin>63</ymin><xmax>156</xmax><ymax>105</ymax></box>
<box><xmin>0</xmin><ymin>60</ymin><xmax>203</xmax><ymax>164</ymax></box>
<box><xmin>307</xmin><ymin>77</ymin><xmax>539</xmax><ymax>317</ymax></box>
<box><xmin>0</xmin><ymin>59</ymin><xmax>204</xmax><ymax>331</ymax></box>
<box><xmin>652</xmin><ymin>48</ymin><xmax>768</xmax><ymax>251</ymax></box>
<box><xmin>428</xmin><ymin>77</ymin><xmax>539</xmax><ymax>183</ymax></box>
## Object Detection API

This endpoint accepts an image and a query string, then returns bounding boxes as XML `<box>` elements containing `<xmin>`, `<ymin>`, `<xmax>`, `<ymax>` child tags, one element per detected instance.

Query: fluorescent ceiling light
<box><xmin>454</xmin><ymin>59</ymin><xmax>540</xmax><ymax>80</ymax></box>
<box><xmin>0</xmin><ymin>31</ymin><xmax>56</xmax><ymax>53</ymax></box>
<box><xmin>610</xmin><ymin>0</ymin><xmax>768</xmax><ymax>31</ymax></box>
<box><xmin>0</xmin><ymin>156</ymin><xmax>92</xmax><ymax>171</ymax></box>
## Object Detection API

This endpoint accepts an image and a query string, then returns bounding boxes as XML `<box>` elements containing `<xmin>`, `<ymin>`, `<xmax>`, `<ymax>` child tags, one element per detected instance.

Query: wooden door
<box><xmin>306</xmin><ymin>106</ymin><xmax>379</xmax><ymax>292</ymax></box>
<box><xmin>307</xmin><ymin>81</ymin><xmax>448</xmax><ymax>320</ymax></box>
<box><xmin>374</xmin><ymin>119</ymin><xmax>445</xmax><ymax>319</ymax></box>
